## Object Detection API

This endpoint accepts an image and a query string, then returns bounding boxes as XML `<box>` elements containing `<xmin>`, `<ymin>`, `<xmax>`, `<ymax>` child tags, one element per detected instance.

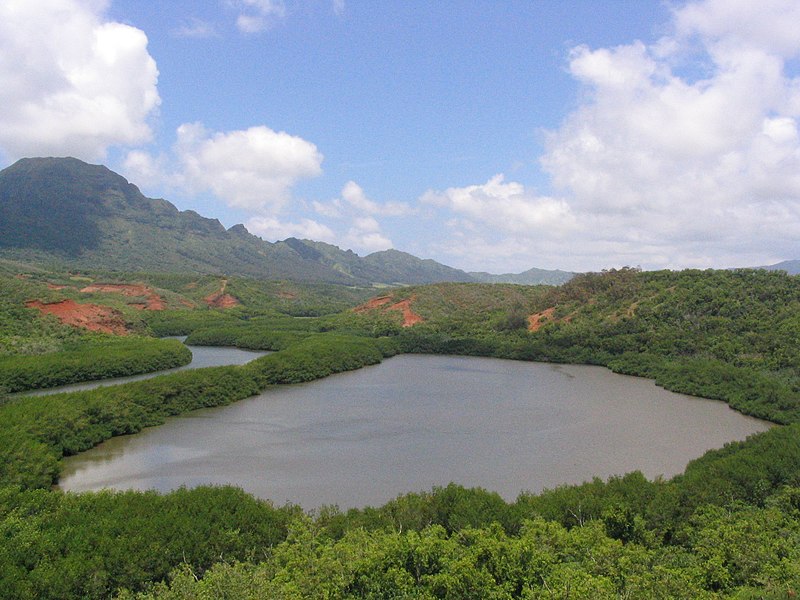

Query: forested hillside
<box><xmin>1</xmin><ymin>266</ymin><xmax>800</xmax><ymax>598</ymax></box>
<box><xmin>0</xmin><ymin>157</ymin><xmax>567</xmax><ymax>286</ymax></box>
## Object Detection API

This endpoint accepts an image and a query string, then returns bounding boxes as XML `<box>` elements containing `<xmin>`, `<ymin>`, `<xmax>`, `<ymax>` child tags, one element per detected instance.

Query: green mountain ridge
<box><xmin>0</xmin><ymin>157</ymin><xmax>572</xmax><ymax>285</ymax></box>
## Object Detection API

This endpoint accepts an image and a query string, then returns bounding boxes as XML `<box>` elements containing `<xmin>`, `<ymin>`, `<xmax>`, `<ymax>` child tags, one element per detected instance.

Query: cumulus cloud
<box><xmin>0</xmin><ymin>0</ymin><xmax>159</xmax><ymax>162</ymax></box>
<box><xmin>431</xmin><ymin>0</ymin><xmax>800</xmax><ymax>272</ymax></box>
<box><xmin>173</xmin><ymin>122</ymin><xmax>323</xmax><ymax>211</ymax></box>
<box><xmin>246</xmin><ymin>216</ymin><xmax>335</xmax><ymax>242</ymax></box>
<box><xmin>344</xmin><ymin>216</ymin><xmax>393</xmax><ymax>253</ymax></box>
<box><xmin>422</xmin><ymin>175</ymin><xmax>577</xmax><ymax>235</ymax></box>
<box><xmin>123</xmin><ymin>149</ymin><xmax>168</xmax><ymax>188</ymax></box>
<box><xmin>310</xmin><ymin>181</ymin><xmax>404</xmax><ymax>254</ymax></box>
<box><xmin>340</xmin><ymin>181</ymin><xmax>412</xmax><ymax>216</ymax></box>
<box><xmin>537</xmin><ymin>0</ymin><xmax>800</xmax><ymax>269</ymax></box>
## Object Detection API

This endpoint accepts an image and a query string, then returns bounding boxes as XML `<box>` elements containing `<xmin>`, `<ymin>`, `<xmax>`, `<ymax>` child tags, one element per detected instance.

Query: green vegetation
<box><xmin>1</xmin><ymin>265</ymin><xmax>800</xmax><ymax>598</ymax></box>
<box><xmin>0</xmin><ymin>336</ymin><xmax>191</xmax><ymax>393</ymax></box>
<box><xmin>382</xmin><ymin>269</ymin><xmax>800</xmax><ymax>424</ymax></box>
<box><xmin>1</xmin><ymin>157</ymin><xmax>501</xmax><ymax>285</ymax></box>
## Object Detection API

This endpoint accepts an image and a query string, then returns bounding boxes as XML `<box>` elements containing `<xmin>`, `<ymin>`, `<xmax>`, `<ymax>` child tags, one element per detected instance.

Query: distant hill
<box><xmin>0</xmin><ymin>157</ymin><xmax>575</xmax><ymax>286</ymax></box>
<box><xmin>470</xmin><ymin>267</ymin><xmax>575</xmax><ymax>285</ymax></box>
<box><xmin>758</xmin><ymin>260</ymin><xmax>800</xmax><ymax>275</ymax></box>
<box><xmin>0</xmin><ymin>157</ymin><xmax>481</xmax><ymax>286</ymax></box>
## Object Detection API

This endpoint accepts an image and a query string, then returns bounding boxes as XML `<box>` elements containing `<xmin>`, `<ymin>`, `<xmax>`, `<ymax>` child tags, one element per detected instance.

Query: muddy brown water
<box><xmin>58</xmin><ymin>354</ymin><xmax>772</xmax><ymax>509</ymax></box>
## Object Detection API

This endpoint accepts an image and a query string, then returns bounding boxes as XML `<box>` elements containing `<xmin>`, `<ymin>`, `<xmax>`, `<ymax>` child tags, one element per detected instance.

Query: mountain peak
<box><xmin>0</xmin><ymin>158</ymin><xmax>576</xmax><ymax>286</ymax></box>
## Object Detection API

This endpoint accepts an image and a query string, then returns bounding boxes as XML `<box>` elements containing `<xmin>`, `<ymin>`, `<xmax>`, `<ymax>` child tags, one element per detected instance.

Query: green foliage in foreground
<box><xmin>119</xmin><ymin>497</ymin><xmax>800</xmax><ymax>600</ymax></box>
<box><xmin>3</xmin><ymin>456</ymin><xmax>800</xmax><ymax>599</ymax></box>
<box><xmin>0</xmin><ymin>486</ymin><xmax>297</xmax><ymax>600</ymax></box>
<box><xmin>0</xmin><ymin>337</ymin><xmax>191</xmax><ymax>393</ymax></box>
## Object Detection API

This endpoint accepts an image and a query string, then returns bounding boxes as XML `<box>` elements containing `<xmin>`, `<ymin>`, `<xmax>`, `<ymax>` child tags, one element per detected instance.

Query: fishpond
<box><xmin>59</xmin><ymin>354</ymin><xmax>771</xmax><ymax>509</ymax></box>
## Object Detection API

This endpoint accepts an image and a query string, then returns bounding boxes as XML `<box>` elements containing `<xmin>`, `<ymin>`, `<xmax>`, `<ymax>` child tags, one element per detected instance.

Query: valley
<box><xmin>1</xmin><ymin>159</ymin><xmax>800</xmax><ymax>599</ymax></box>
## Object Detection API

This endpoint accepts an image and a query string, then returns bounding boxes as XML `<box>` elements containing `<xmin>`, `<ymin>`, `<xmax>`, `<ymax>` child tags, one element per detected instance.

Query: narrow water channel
<box><xmin>59</xmin><ymin>354</ymin><xmax>771</xmax><ymax>509</ymax></box>
<box><xmin>22</xmin><ymin>338</ymin><xmax>268</xmax><ymax>396</ymax></box>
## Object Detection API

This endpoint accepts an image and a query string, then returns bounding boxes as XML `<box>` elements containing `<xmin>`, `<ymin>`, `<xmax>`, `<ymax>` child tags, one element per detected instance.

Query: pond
<box><xmin>58</xmin><ymin>354</ymin><xmax>772</xmax><ymax>509</ymax></box>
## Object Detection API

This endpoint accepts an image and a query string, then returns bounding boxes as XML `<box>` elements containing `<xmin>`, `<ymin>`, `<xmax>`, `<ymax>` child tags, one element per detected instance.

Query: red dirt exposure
<box><xmin>391</xmin><ymin>297</ymin><xmax>424</xmax><ymax>327</ymax></box>
<box><xmin>527</xmin><ymin>307</ymin><xmax>556</xmax><ymax>332</ymax></box>
<box><xmin>354</xmin><ymin>294</ymin><xmax>424</xmax><ymax>327</ymax></box>
<box><xmin>25</xmin><ymin>299</ymin><xmax>130</xmax><ymax>335</ymax></box>
<box><xmin>80</xmin><ymin>283</ymin><xmax>166</xmax><ymax>310</ymax></box>
<box><xmin>355</xmin><ymin>295</ymin><xmax>394</xmax><ymax>311</ymax></box>
<box><xmin>46</xmin><ymin>283</ymin><xmax>68</xmax><ymax>290</ymax></box>
<box><xmin>204</xmin><ymin>279</ymin><xmax>240</xmax><ymax>309</ymax></box>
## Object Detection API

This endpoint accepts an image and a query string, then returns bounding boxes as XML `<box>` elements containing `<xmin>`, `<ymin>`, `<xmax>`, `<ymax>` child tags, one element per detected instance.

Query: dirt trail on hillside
<box><xmin>25</xmin><ymin>299</ymin><xmax>130</xmax><ymax>335</ymax></box>
<box><xmin>204</xmin><ymin>279</ymin><xmax>240</xmax><ymax>308</ymax></box>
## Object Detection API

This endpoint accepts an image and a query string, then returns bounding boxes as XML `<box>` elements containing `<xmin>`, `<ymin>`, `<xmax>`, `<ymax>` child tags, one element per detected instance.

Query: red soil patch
<box><xmin>390</xmin><ymin>297</ymin><xmax>424</xmax><ymax>327</ymax></box>
<box><xmin>25</xmin><ymin>299</ymin><xmax>130</xmax><ymax>335</ymax></box>
<box><xmin>354</xmin><ymin>294</ymin><xmax>424</xmax><ymax>327</ymax></box>
<box><xmin>354</xmin><ymin>296</ymin><xmax>394</xmax><ymax>311</ymax></box>
<box><xmin>206</xmin><ymin>293</ymin><xmax>239</xmax><ymax>308</ymax></box>
<box><xmin>204</xmin><ymin>279</ymin><xmax>240</xmax><ymax>309</ymax></box>
<box><xmin>80</xmin><ymin>283</ymin><xmax>166</xmax><ymax>310</ymax></box>
<box><xmin>527</xmin><ymin>307</ymin><xmax>556</xmax><ymax>332</ymax></box>
<box><xmin>46</xmin><ymin>283</ymin><xmax>68</xmax><ymax>290</ymax></box>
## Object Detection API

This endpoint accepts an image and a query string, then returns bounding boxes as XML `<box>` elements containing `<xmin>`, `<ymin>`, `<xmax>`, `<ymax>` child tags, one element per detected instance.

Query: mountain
<box><xmin>759</xmin><ymin>260</ymin><xmax>800</xmax><ymax>275</ymax></box>
<box><xmin>0</xmin><ymin>157</ymin><xmax>576</xmax><ymax>286</ymax></box>
<box><xmin>282</xmin><ymin>239</ymin><xmax>473</xmax><ymax>284</ymax></box>
<box><xmin>0</xmin><ymin>157</ymin><xmax>475</xmax><ymax>285</ymax></box>
<box><xmin>0</xmin><ymin>157</ymin><xmax>341</xmax><ymax>281</ymax></box>
<box><xmin>469</xmin><ymin>267</ymin><xmax>575</xmax><ymax>285</ymax></box>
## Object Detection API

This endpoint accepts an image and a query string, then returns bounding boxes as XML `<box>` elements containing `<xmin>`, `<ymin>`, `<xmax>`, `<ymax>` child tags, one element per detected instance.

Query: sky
<box><xmin>1</xmin><ymin>0</ymin><xmax>799</xmax><ymax>273</ymax></box>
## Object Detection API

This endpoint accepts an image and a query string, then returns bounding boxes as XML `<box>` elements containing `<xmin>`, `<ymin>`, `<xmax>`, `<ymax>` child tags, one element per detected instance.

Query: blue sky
<box><xmin>2</xmin><ymin>1</ymin><xmax>799</xmax><ymax>272</ymax></box>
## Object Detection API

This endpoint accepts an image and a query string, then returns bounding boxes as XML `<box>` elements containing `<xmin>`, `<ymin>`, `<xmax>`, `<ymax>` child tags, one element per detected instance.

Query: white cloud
<box><xmin>246</xmin><ymin>215</ymin><xmax>335</xmax><ymax>242</ymax></box>
<box><xmin>420</xmin><ymin>0</ymin><xmax>800</xmax><ymax>272</ymax></box>
<box><xmin>340</xmin><ymin>180</ymin><xmax>412</xmax><ymax>216</ymax></box>
<box><xmin>308</xmin><ymin>180</ymin><xmax>404</xmax><ymax>254</ymax></box>
<box><xmin>673</xmin><ymin>0</ymin><xmax>800</xmax><ymax>57</ymax></box>
<box><xmin>173</xmin><ymin>122</ymin><xmax>323</xmax><ymax>211</ymax></box>
<box><xmin>0</xmin><ymin>0</ymin><xmax>159</xmax><ymax>162</ymax></box>
<box><xmin>533</xmin><ymin>0</ymin><xmax>800</xmax><ymax>269</ymax></box>
<box><xmin>422</xmin><ymin>175</ymin><xmax>576</xmax><ymax>236</ymax></box>
<box><xmin>231</xmin><ymin>0</ymin><xmax>286</xmax><ymax>33</ymax></box>
<box><xmin>123</xmin><ymin>149</ymin><xmax>168</xmax><ymax>188</ymax></box>
<box><xmin>312</xmin><ymin>199</ymin><xmax>342</xmax><ymax>218</ymax></box>
<box><xmin>332</xmin><ymin>0</ymin><xmax>345</xmax><ymax>17</ymax></box>
<box><xmin>345</xmin><ymin>215</ymin><xmax>393</xmax><ymax>253</ymax></box>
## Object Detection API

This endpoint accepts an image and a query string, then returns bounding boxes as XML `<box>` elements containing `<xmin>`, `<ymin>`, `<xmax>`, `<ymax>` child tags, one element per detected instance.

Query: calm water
<box><xmin>59</xmin><ymin>354</ymin><xmax>771</xmax><ymax>509</ymax></box>
<box><xmin>22</xmin><ymin>339</ymin><xmax>267</xmax><ymax>396</ymax></box>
